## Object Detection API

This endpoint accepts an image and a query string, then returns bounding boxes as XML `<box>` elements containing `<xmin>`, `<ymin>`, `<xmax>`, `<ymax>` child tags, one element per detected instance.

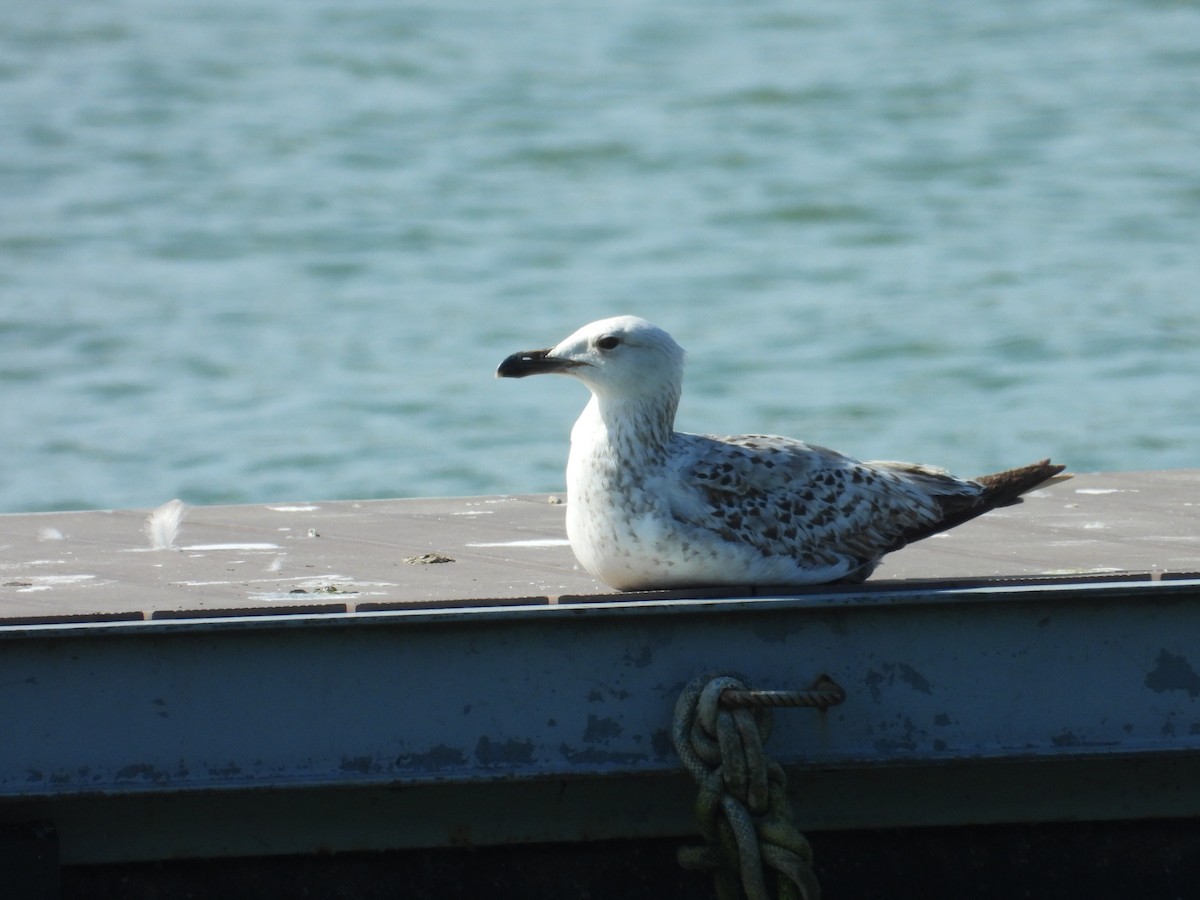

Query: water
<box><xmin>2</xmin><ymin>1</ymin><xmax>1198</xmax><ymax>514</ymax></box>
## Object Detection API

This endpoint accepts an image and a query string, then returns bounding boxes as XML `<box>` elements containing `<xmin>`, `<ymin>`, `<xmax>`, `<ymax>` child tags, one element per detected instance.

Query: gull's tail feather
<box><xmin>974</xmin><ymin>458</ymin><xmax>1071</xmax><ymax>507</ymax></box>
<box><xmin>144</xmin><ymin>498</ymin><xmax>188</xmax><ymax>550</ymax></box>
<box><xmin>883</xmin><ymin>459</ymin><xmax>1068</xmax><ymax>552</ymax></box>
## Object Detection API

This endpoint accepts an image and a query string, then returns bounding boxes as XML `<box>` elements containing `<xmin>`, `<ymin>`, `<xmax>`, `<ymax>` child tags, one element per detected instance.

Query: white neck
<box><xmin>578</xmin><ymin>388</ymin><xmax>677</xmax><ymax>460</ymax></box>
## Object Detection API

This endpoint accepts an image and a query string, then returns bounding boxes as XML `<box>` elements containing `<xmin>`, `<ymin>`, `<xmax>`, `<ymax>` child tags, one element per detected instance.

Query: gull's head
<box><xmin>497</xmin><ymin>315</ymin><xmax>685</xmax><ymax>403</ymax></box>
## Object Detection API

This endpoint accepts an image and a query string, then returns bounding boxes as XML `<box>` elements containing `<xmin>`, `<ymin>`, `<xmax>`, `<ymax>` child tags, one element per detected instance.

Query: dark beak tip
<box><xmin>497</xmin><ymin>348</ymin><xmax>555</xmax><ymax>379</ymax></box>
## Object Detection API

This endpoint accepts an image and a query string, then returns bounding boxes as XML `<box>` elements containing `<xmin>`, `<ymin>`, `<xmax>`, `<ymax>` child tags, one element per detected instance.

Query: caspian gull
<box><xmin>497</xmin><ymin>315</ymin><xmax>1066</xmax><ymax>591</ymax></box>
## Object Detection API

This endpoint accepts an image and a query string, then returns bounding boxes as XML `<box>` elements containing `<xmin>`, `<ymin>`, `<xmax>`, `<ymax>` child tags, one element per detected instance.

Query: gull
<box><xmin>497</xmin><ymin>315</ymin><xmax>1067</xmax><ymax>591</ymax></box>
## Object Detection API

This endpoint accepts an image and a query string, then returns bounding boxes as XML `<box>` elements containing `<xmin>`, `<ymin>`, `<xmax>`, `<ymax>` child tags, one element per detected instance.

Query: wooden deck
<box><xmin>2</xmin><ymin>469</ymin><xmax>1198</xmax><ymax>624</ymax></box>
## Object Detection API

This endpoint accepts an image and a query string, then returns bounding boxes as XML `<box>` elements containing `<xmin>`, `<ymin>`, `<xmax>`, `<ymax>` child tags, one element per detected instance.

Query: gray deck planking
<box><xmin>1</xmin><ymin>469</ymin><xmax>1199</xmax><ymax>624</ymax></box>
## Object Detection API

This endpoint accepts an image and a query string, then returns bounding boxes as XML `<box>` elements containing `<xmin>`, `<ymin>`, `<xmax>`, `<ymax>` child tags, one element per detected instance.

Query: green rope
<box><xmin>673</xmin><ymin>673</ymin><xmax>822</xmax><ymax>900</ymax></box>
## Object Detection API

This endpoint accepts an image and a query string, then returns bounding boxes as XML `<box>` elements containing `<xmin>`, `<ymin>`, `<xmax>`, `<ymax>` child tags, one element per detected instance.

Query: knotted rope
<box><xmin>673</xmin><ymin>673</ymin><xmax>844</xmax><ymax>900</ymax></box>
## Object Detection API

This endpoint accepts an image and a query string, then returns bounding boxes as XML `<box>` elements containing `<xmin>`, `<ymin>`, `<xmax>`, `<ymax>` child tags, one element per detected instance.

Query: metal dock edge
<box><xmin>3</xmin><ymin>577</ymin><xmax>1200</xmax><ymax>863</ymax></box>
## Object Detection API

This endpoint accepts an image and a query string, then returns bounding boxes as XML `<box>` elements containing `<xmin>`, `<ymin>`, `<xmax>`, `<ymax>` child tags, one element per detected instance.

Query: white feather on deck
<box><xmin>144</xmin><ymin>499</ymin><xmax>188</xmax><ymax>550</ymax></box>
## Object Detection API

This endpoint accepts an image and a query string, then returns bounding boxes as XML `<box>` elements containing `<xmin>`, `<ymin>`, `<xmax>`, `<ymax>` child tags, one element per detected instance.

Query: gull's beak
<box><xmin>496</xmin><ymin>348</ymin><xmax>585</xmax><ymax>378</ymax></box>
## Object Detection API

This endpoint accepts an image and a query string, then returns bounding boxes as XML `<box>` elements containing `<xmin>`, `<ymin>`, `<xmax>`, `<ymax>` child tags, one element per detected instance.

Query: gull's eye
<box><xmin>597</xmin><ymin>335</ymin><xmax>621</xmax><ymax>351</ymax></box>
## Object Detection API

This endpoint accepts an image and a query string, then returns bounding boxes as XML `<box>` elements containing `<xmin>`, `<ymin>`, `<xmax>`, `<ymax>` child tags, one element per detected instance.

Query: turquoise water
<box><xmin>2</xmin><ymin>1</ymin><xmax>1198</xmax><ymax>513</ymax></box>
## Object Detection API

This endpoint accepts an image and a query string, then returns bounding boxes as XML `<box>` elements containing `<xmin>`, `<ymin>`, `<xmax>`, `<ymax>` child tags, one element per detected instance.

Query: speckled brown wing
<box><xmin>667</xmin><ymin>434</ymin><xmax>986</xmax><ymax>570</ymax></box>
